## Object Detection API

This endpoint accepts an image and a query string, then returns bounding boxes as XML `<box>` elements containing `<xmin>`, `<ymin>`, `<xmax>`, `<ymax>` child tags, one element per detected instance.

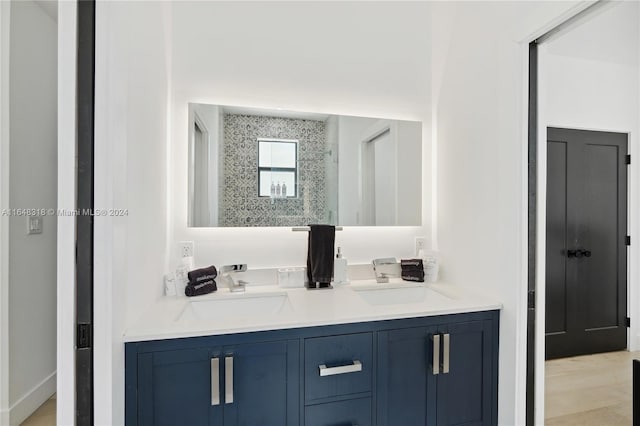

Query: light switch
<box><xmin>27</xmin><ymin>215</ymin><xmax>43</xmax><ymax>235</ymax></box>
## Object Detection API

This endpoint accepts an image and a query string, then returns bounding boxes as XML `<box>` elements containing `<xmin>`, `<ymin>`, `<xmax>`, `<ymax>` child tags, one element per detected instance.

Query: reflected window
<box><xmin>257</xmin><ymin>138</ymin><xmax>298</xmax><ymax>197</ymax></box>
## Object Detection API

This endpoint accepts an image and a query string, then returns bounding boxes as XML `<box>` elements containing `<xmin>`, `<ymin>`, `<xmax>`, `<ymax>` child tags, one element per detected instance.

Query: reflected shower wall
<box><xmin>220</xmin><ymin>113</ymin><xmax>330</xmax><ymax>227</ymax></box>
<box><xmin>324</xmin><ymin>116</ymin><xmax>339</xmax><ymax>225</ymax></box>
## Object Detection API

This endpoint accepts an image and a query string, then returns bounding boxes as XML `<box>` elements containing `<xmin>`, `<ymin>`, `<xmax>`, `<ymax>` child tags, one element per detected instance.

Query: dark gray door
<box><xmin>546</xmin><ymin>127</ymin><xmax>627</xmax><ymax>359</ymax></box>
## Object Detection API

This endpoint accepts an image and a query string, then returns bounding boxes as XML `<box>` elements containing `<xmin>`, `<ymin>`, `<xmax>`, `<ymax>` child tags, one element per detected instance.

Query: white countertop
<box><xmin>123</xmin><ymin>280</ymin><xmax>502</xmax><ymax>342</ymax></box>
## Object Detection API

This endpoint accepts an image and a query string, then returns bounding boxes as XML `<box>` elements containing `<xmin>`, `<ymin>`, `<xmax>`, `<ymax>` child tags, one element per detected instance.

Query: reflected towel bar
<box><xmin>292</xmin><ymin>226</ymin><xmax>343</xmax><ymax>232</ymax></box>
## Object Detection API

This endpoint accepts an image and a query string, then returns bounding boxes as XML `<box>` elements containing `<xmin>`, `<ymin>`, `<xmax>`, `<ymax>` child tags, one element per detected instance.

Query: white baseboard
<box><xmin>0</xmin><ymin>408</ymin><xmax>9</xmax><ymax>426</ymax></box>
<box><xmin>633</xmin><ymin>333</ymin><xmax>640</xmax><ymax>352</ymax></box>
<box><xmin>8</xmin><ymin>371</ymin><xmax>56</xmax><ymax>426</ymax></box>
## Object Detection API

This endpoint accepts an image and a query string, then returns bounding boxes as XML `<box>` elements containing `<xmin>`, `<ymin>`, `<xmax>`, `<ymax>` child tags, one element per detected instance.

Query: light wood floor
<box><xmin>545</xmin><ymin>350</ymin><xmax>638</xmax><ymax>425</ymax></box>
<box><xmin>20</xmin><ymin>395</ymin><xmax>55</xmax><ymax>426</ymax></box>
<box><xmin>16</xmin><ymin>351</ymin><xmax>640</xmax><ymax>426</ymax></box>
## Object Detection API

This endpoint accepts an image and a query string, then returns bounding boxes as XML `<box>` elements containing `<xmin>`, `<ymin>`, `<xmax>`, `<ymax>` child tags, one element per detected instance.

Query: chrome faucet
<box><xmin>220</xmin><ymin>264</ymin><xmax>248</xmax><ymax>292</ymax></box>
<box><xmin>372</xmin><ymin>258</ymin><xmax>398</xmax><ymax>283</ymax></box>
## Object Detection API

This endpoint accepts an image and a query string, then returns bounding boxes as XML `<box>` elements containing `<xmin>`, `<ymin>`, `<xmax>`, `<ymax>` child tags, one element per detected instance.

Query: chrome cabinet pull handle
<box><xmin>225</xmin><ymin>356</ymin><xmax>234</xmax><ymax>404</ymax></box>
<box><xmin>211</xmin><ymin>358</ymin><xmax>220</xmax><ymax>406</ymax></box>
<box><xmin>443</xmin><ymin>333</ymin><xmax>450</xmax><ymax>374</ymax></box>
<box><xmin>431</xmin><ymin>334</ymin><xmax>440</xmax><ymax>375</ymax></box>
<box><xmin>318</xmin><ymin>360</ymin><xmax>362</xmax><ymax>376</ymax></box>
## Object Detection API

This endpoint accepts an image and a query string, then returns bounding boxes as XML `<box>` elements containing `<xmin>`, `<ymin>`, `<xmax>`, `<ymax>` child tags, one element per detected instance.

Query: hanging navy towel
<box><xmin>306</xmin><ymin>225</ymin><xmax>335</xmax><ymax>288</ymax></box>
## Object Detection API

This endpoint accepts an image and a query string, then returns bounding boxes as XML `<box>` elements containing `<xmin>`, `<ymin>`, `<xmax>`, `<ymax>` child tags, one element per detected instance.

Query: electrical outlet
<box><xmin>415</xmin><ymin>237</ymin><xmax>426</xmax><ymax>256</ymax></box>
<box><xmin>179</xmin><ymin>241</ymin><xmax>194</xmax><ymax>258</ymax></box>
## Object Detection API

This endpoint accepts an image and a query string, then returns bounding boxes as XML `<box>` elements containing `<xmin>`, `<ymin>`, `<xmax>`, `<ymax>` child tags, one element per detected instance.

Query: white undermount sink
<box><xmin>178</xmin><ymin>293</ymin><xmax>293</xmax><ymax>322</ymax></box>
<box><xmin>353</xmin><ymin>284</ymin><xmax>453</xmax><ymax>306</ymax></box>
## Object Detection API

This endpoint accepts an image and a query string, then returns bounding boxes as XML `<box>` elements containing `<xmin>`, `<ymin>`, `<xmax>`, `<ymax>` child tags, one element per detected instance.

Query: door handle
<box><xmin>431</xmin><ymin>334</ymin><xmax>440</xmax><ymax>375</ymax></box>
<box><xmin>567</xmin><ymin>249</ymin><xmax>591</xmax><ymax>258</ymax></box>
<box><xmin>443</xmin><ymin>333</ymin><xmax>450</xmax><ymax>374</ymax></box>
<box><xmin>319</xmin><ymin>360</ymin><xmax>362</xmax><ymax>376</ymax></box>
<box><xmin>225</xmin><ymin>356</ymin><xmax>234</xmax><ymax>404</ymax></box>
<box><xmin>211</xmin><ymin>357</ymin><xmax>220</xmax><ymax>406</ymax></box>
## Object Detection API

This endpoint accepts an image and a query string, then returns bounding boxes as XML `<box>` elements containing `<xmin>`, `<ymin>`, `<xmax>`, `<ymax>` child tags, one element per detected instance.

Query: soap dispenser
<box><xmin>333</xmin><ymin>247</ymin><xmax>348</xmax><ymax>285</ymax></box>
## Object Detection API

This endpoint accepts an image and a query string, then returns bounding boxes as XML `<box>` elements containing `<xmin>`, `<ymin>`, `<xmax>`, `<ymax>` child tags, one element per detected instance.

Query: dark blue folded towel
<box><xmin>188</xmin><ymin>265</ymin><xmax>217</xmax><ymax>284</ymax></box>
<box><xmin>401</xmin><ymin>258</ymin><xmax>424</xmax><ymax>271</ymax></box>
<box><xmin>185</xmin><ymin>280</ymin><xmax>217</xmax><ymax>297</ymax></box>
<box><xmin>401</xmin><ymin>270</ymin><xmax>425</xmax><ymax>282</ymax></box>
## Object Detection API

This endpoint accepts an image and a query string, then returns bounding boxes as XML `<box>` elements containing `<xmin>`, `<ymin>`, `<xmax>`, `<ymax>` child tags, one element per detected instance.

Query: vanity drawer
<box><xmin>305</xmin><ymin>397</ymin><xmax>371</xmax><ymax>426</ymax></box>
<box><xmin>305</xmin><ymin>332</ymin><xmax>373</xmax><ymax>401</ymax></box>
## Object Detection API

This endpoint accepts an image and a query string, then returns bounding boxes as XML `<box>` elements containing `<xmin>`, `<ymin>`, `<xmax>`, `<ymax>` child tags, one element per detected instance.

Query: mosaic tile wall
<box><xmin>220</xmin><ymin>114</ymin><xmax>329</xmax><ymax>227</ymax></box>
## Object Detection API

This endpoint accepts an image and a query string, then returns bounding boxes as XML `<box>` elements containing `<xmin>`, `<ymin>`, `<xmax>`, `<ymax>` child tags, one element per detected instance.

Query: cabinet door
<box><xmin>223</xmin><ymin>340</ymin><xmax>299</xmax><ymax>426</ymax></box>
<box><xmin>436</xmin><ymin>320</ymin><xmax>495</xmax><ymax>426</ymax></box>
<box><xmin>377</xmin><ymin>326</ymin><xmax>438</xmax><ymax>426</ymax></box>
<box><xmin>137</xmin><ymin>348</ymin><xmax>222</xmax><ymax>426</ymax></box>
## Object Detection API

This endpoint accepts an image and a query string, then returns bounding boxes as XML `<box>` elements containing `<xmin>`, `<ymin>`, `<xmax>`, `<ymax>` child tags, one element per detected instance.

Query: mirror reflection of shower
<box><xmin>188</xmin><ymin>103</ymin><xmax>422</xmax><ymax>227</ymax></box>
<box><xmin>298</xmin><ymin>148</ymin><xmax>337</xmax><ymax>224</ymax></box>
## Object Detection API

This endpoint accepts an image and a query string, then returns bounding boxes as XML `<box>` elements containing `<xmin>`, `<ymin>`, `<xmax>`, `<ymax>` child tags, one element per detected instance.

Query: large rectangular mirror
<box><xmin>188</xmin><ymin>103</ymin><xmax>422</xmax><ymax>227</ymax></box>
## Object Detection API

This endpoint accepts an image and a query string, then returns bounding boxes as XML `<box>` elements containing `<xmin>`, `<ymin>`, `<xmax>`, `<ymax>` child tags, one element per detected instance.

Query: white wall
<box><xmin>0</xmin><ymin>1</ymin><xmax>10</xmax><ymax>424</ymax></box>
<box><xmin>56</xmin><ymin>0</ymin><xmax>76</xmax><ymax>423</ymax></box>
<box><xmin>89</xmin><ymin>2</ymin><xmax>614</xmax><ymax>425</ymax></box>
<box><xmin>7</xmin><ymin>1</ymin><xmax>57</xmax><ymax>423</ymax></box>
<box><xmin>169</xmin><ymin>1</ymin><xmax>432</xmax><ymax>271</ymax></box>
<box><xmin>431</xmin><ymin>1</ymin><xmax>583</xmax><ymax>425</ymax></box>
<box><xmin>94</xmin><ymin>1</ymin><xmax>171</xmax><ymax>424</ymax></box>
<box><xmin>538</xmin><ymin>1</ymin><xmax>640</xmax><ymax>420</ymax></box>
<box><xmin>396</xmin><ymin>121</ymin><xmax>422</xmax><ymax>225</ymax></box>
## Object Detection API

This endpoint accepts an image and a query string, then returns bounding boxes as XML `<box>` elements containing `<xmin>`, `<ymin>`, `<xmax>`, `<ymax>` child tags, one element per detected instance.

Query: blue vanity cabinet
<box><xmin>376</xmin><ymin>326</ymin><xmax>438</xmax><ymax>426</ymax></box>
<box><xmin>126</xmin><ymin>310</ymin><xmax>499</xmax><ymax>426</ymax></box>
<box><xmin>305</xmin><ymin>397</ymin><xmax>372</xmax><ymax>426</ymax></box>
<box><xmin>134</xmin><ymin>347</ymin><xmax>221</xmax><ymax>426</ymax></box>
<box><xmin>376</xmin><ymin>317</ymin><xmax>498</xmax><ymax>426</ymax></box>
<box><xmin>434</xmin><ymin>319</ymin><xmax>497</xmax><ymax>426</ymax></box>
<box><xmin>223</xmin><ymin>340</ymin><xmax>299</xmax><ymax>426</ymax></box>
<box><xmin>303</xmin><ymin>333</ymin><xmax>374</xmax><ymax>425</ymax></box>
<box><xmin>127</xmin><ymin>339</ymin><xmax>299</xmax><ymax>426</ymax></box>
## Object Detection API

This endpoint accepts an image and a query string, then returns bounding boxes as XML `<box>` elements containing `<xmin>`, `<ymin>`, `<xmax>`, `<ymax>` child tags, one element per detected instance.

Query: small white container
<box><xmin>423</xmin><ymin>251</ymin><xmax>439</xmax><ymax>283</ymax></box>
<box><xmin>333</xmin><ymin>247</ymin><xmax>348</xmax><ymax>285</ymax></box>
<box><xmin>164</xmin><ymin>272</ymin><xmax>177</xmax><ymax>296</ymax></box>
<box><xmin>175</xmin><ymin>264</ymin><xmax>190</xmax><ymax>295</ymax></box>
